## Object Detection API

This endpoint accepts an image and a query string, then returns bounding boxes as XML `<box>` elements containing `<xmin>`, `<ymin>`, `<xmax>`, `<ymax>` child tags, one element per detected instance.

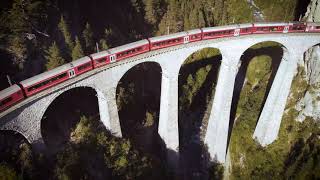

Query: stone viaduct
<box><xmin>0</xmin><ymin>33</ymin><xmax>319</xmax><ymax>171</ymax></box>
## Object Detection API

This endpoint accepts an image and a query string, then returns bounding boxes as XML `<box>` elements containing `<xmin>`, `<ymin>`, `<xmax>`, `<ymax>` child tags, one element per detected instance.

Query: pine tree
<box><xmin>144</xmin><ymin>0</ymin><xmax>157</xmax><ymax>25</ymax></box>
<box><xmin>82</xmin><ymin>22</ymin><xmax>94</xmax><ymax>53</ymax></box>
<box><xmin>58</xmin><ymin>16</ymin><xmax>74</xmax><ymax>54</ymax></box>
<box><xmin>72</xmin><ymin>36</ymin><xmax>84</xmax><ymax>60</ymax></box>
<box><xmin>45</xmin><ymin>42</ymin><xmax>65</xmax><ymax>70</ymax></box>
<box><xmin>1</xmin><ymin>0</ymin><xmax>48</xmax><ymax>69</ymax></box>
<box><xmin>99</xmin><ymin>39</ymin><xmax>109</xmax><ymax>50</ymax></box>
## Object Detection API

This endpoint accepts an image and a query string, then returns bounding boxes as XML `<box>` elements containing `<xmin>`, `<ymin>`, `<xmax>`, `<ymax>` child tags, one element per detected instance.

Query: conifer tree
<box><xmin>72</xmin><ymin>36</ymin><xmax>84</xmax><ymax>60</ymax></box>
<box><xmin>144</xmin><ymin>0</ymin><xmax>157</xmax><ymax>25</ymax></box>
<box><xmin>45</xmin><ymin>42</ymin><xmax>65</xmax><ymax>70</ymax></box>
<box><xmin>82</xmin><ymin>22</ymin><xmax>94</xmax><ymax>53</ymax></box>
<box><xmin>99</xmin><ymin>39</ymin><xmax>109</xmax><ymax>50</ymax></box>
<box><xmin>58</xmin><ymin>16</ymin><xmax>74</xmax><ymax>54</ymax></box>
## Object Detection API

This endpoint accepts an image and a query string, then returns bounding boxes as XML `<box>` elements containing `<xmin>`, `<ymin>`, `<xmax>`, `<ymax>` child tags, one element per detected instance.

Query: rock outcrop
<box><xmin>295</xmin><ymin>0</ymin><xmax>320</xmax><ymax>122</ymax></box>
<box><xmin>304</xmin><ymin>0</ymin><xmax>320</xmax><ymax>22</ymax></box>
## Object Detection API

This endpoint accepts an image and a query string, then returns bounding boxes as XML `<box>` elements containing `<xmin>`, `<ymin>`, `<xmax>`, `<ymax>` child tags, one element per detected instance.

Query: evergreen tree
<box><xmin>45</xmin><ymin>42</ymin><xmax>65</xmax><ymax>70</ymax></box>
<box><xmin>58</xmin><ymin>16</ymin><xmax>74</xmax><ymax>55</ymax></box>
<box><xmin>82</xmin><ymin>22</ymin><xmax>94</xmax><ymax>53</ymax></box>
<box><xmin>72</xmin><ymin>36</ymin><xmax>84</xmax><ymax>60</ymax></box>
<box><xmin>144</xmin><ymin>0</ymin><xmax>157</xmax><ymax>25</ymax></box>
<box><xmin>99</xmin><ymin>39</ymin><xmax>109</xmax><ymax>50</ymax></box>
<box><xmin>0</xmin><ymin>0</ymin><xmax>48</xmax><ymax>68</ymax></box>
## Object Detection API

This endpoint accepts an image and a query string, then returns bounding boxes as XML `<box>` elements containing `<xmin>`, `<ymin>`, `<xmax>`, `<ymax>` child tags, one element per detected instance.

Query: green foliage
<box><xmin>0</xmin><ymin>164</ymin><xmax>20</xmax><ymax>180</ymax></box>
<box><xmin>82</xmin><ymin>22</ymin><xmax>94</xmax><ymax>53</ymax></box>
<box><xmin>226</xmin><ymin>0</ymin><xmax>254</xmax><ymax>24</ymax></box>
<box><xmin>143</xmin><ymin>0</ymin><xmax>163</xmax><ymax>25</ymax></box>
<box><xmin>0</xmin><ymin>0</ymin><xmax>47</xmax><ymax>68</ymax></box>
<box><xmin>45</xmin><ymin>42</ymin><xmax>65</xmax><ymax>70</ymax></box>
<box><xmin>99</xmin><ymin>39</ymin><xmax>109</xmax><ymax>50</ymax></box>
<box><xmin>254</xmin><ymin>0</ymin><xmax>298</xmax><ymax>21</ymax></box>
<box><xmin>179</xmin><ymin>48</ymin><xmax>221</xmax><ymax>110</ymax></box>
<box><xmin>144</xmin><ymin>111</ymin><xmax>155</xmax><ymax>127</ymax></box>
<box><xmin>58</xmin><ymin>16</ymin><xmax>74</xmax><ymax>55</ymax></box>
<box><xmin>229</xmin><ymin>45</ymin><xmax>320</xmax><ymax>179</ymax></box>
<box><xmin>209</xmin><ymin>162</ymin><xmax>224</xmax><ymax>180</ymax></box>
<box><xmin>55</xmin><ymin>116</ymin><xmax>156</xmax><ymax>180</ymax></box>
<box><xmin>246</xmin><ymin>55</ymin><xmax>272</xmax><ymax>86</ymax></box>
<box><xmin>71</xmin><ymin>36</ymin><xmax>84</xmax><ymax>61</ymax></box>
<box><xmin>286</xmin><ymin>66</ymin><xmax>308</xmax><ymax>108</ymax></box>
<box><xmin>184</xmin><ymin>48</ymin><xmax>221</xmax><ymax>64</ymax></box>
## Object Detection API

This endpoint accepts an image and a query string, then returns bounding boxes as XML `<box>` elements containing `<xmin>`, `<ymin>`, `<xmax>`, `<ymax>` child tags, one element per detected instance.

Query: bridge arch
<box><xmin>178</xmin><ymin>47</ymin><xmax>222</xmax><ymax>176</ymax></box>
<box><xmin>41</xmin><ymin>86</ymin><xmax>100</xmax><ymax>152</ymax></box>
<box><xmin>115</xmin><ymin>61</ymin><xmax>163</xmax><ymax>156</ymax></box>
<box><xmin>227</xmin><ymin>41</ymin><xmax>288</xmax><ymax>165</ymax></box>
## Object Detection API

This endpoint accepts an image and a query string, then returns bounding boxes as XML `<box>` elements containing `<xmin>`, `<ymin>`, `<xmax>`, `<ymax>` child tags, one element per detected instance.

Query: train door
<box><xmin>184</xmin><ymin>36</ymin><xmax>189</xmax><ymax>44</ymax></box>
<box><xmin>283</xmin><ymin>25</ymin><xmax>289</xmax><ymax>33</ymax></box>
<box><xmin>110</xmin><ymin>54</ymin><xmax>116</xmax><ymax>63</ymax></box>
<box><xmin>68</xmin><ymin>69</ymin><xmax>76</xmax><ymax>78</ymax></box>
<box><xmin>234</xmin><ymin>28</ymin><xmax>240</xmax><ymax>36</ymax></box>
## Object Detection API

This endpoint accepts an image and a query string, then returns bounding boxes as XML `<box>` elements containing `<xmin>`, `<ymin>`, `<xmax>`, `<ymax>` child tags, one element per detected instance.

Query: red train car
<box><xmin>239</xmin><ymin>24</ymin><xmax>254</xmax><ymax>35</ymax></box>
<box><xmin>186</xmin><ymin>29</ymin><xmax>202</xmax><ymax>42</ymax></box>
<box><xmin>71</xmin><ymin>56</ymin><xmax>93</xmax><ymax>75</ymax></box>
<box><xmin>90</xmin><ymin>51</ymin><xmax>111</xmax><ymax>68</ymax></box>
<box><xmin>202</xmin><ymin>24</ymin><xmax>239</xmax><ymax>40</ymax></box>
<box><xmin>288</xmin><ymin>22</ymin><xmax>307</xmax><ymax>33</ymax></box>
<box><xmin>253</xmin><ymin>22</ymin><xmax>289</xmax><ymax>34</ymax></box>
<box><xmin>20</xmin><ymin>64</ymin><xmax>72</xmax><ymax>97</ymax></box>
<box><xmin>0</xmin><ymin>85</ymin><xmax>25</xmax><ymax>111</ymax></box>
<box><xmin>148</xmin><ymin>32</ymin><xmax>188</xmax><ymax>50</ymax></box>
<box><xmin>108</xmin><ymin>39</ymin><xmax>150</xmax><ymax>62</ymax></box>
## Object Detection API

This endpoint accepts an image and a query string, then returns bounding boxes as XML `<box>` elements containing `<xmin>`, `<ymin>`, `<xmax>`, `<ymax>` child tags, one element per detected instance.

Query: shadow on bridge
<box><xmin>178</xmin><ymin>47</ymin><xmax>222</xmax><ymax>179</ymax></box>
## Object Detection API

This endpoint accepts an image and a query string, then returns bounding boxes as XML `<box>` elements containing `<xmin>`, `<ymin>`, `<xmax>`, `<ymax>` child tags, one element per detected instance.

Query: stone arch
<box><xmin>178</xmin><ymin>47</ymin><xmax>222</xmax><ymax>176</ymax></box>
<box><xmin>40</xmin><ymin>86</ymin><xmax>100</xmax><ymax>152</ymax></box>
<box><xmin>0</xmin><ymin>129</ymin><xmax>30</xmax><ymax>145</ymax></box>
<box><xmin>228</xmin><ymin>41</ymin><xmax>288</xmax><ymax>157</ymax></box>
<box><xmin>115</xmin><ymin>61</ymin><xmax>163</xmax><ymax>155</ymax></box>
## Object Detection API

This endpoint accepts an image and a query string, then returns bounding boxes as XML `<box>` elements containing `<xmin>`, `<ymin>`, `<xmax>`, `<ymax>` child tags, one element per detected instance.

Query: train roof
<box><xmin>239</xmin><ymin>23</ymin><xmax>253</xmax><ymax>28</ymax></box>
<box><xmin>90</xmin><ymin>50</ymin><xmax>110</xmax><ymax>60</ymax></box>
<box><xmin>20</xmin><ymin>63</ymin><xmax>72</xmax><ymax>87</ymax></box>
<box><xmin>0</xmin><ymin>84</ymin><xmax>21</xmax><ymax>100</ymax></box>
<box><xmin>253</xmin><ymin>22</ymin><xmax>288</xmax><ymax>27</ymax></box>
<box><xmin>70</xmin><ymin>56</ymin><xmax>92</xmax><ymax>67</ymax></box>
<box><xmin>108</xmin><ymin>39</ymin><xmax>149</xmax><ymax>54</ymax></box>
<box><xmin>202</xmin><ymin>24</ymin><xmax>239</xmax><ymax>32</ymax></box>
<box><xmin>148</xmin><ymin>31</ymin><xmax>188</xmax><ymax>42</ymax></box>
<box><xmin>186</xmin><ymin>29</ymin><xmax>202</xmax><ymax>35</ymax></box>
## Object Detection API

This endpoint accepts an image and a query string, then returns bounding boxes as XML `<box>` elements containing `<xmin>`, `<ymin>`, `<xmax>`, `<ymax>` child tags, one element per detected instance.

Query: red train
<box><xmin>1</xmin><ymin>22</ymin><xmax>320</xmax><ymax>112</ymax></box>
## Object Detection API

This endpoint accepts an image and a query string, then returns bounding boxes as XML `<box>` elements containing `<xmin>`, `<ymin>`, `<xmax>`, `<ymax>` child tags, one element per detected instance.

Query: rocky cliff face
<box><xmin>304</xmin><ymin>0</ymin><xmax>320</xmax><ymax>22</ymax></box>
<box><xmin>295</xmin><ymin>0</ymin><xmax>320</xmax><ymax>122</ymax></box>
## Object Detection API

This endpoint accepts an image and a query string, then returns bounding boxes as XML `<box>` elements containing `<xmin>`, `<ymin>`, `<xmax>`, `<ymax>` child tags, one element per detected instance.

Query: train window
<box><xmin>316</xmin><ymin>26</ymin><xmax>320</xmax><ymax>29</ymax></box>
<box><xmin>292</xmin><ymin>25</ymin><xmax>305</xmax><ymax>30</ymax></box>
<box><xmin>0</xmin><ymin>97</ymin><xmax>13</xmax><ymax>106</ymax></box>
<box><xmin>270</xmin><ymin>27</ymin><xmax>278</xmax><ymax>31</ymax></box>
<box><xmin>242</xmin><ymin>28</ymin><xmax>250</xmax><ymax>32</ymax></box>
<box><xmin>97</xmin><ymin>58</ymin><xmax>105</xmax><ymax>63</ymax></box>
<box><xmin>77</xmin><ymin>62</ymin><xmax>91</xmax><ymax>71</ymax></box>
<box><xmin>27</xmin><ymin>73</ymin><xmax>68</xmax><ymax>92</ymax></box>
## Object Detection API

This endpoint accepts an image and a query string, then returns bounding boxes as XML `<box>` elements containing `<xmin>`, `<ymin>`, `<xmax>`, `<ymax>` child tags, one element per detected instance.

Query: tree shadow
<box><xmin>178</xmin><ymin>54</ymin><xmax>222</xmax><ymax>179</ymax></box>
<box><xmin>116</xmin><ymin>62</ymin><xmax>166</xmax><ymax>166</ymax></box>
<box><xmin>41</xmin><ymin>87</ymin><xmax>99</xmax><ymax>154</ymax></box>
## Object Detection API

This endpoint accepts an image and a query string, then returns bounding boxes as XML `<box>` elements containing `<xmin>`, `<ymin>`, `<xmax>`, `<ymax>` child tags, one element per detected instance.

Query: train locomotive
<box><xmin>1</xmin><ymin>22</ymin><xmax>320</xmax><ymax>112</ymax></box>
